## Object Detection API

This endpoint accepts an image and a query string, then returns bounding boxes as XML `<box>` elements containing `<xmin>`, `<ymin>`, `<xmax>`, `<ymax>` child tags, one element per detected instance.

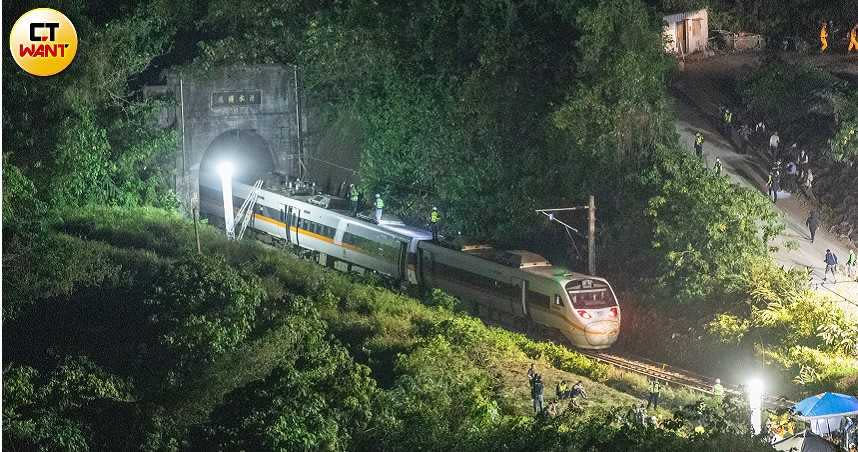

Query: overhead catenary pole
<box><xmin>179</xmin><ymin>77</ymin><xmax>187</xmax><ymax>202</ymax></box>
<box><xmin>535</xmin><ymin>196</ymin><xmax>597</xmax><ymax>274</ymax></box>
<box><xmin>588</xmin><ymin>195</ymin><xmax>596</xmax><ymax>275</ymax></box>
<box><xmin>294</xmin><ymin>65</ymin><xmax>307</xmax><ymax>179</ymax></box>
<box><xmin>193</xmin><ymin>205</ymin><xmax>201</xmax><ymax>254</ymax></box>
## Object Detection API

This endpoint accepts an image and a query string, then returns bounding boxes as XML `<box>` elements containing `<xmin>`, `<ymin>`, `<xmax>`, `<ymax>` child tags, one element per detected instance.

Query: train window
<box><xmin>343</xmin><ymin>225</ymin><xmax>400</xmax><ymax>260</ymax></box>
<box><xmin>527</xmin><ymin>290</ymin><xmax>550</xmax><ymax>309</ymax></box>
<box><xmin>566</xmin><ymin>280</ymin><xmax>616</xmax><ymax>309</ymax></box>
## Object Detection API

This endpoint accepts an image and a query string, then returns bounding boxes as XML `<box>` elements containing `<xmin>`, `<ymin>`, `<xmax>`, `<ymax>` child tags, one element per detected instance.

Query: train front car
<box><xmin>560</xmin><ymin>276</ymin><xmax>620</xmax><ymax>349</ymax></box>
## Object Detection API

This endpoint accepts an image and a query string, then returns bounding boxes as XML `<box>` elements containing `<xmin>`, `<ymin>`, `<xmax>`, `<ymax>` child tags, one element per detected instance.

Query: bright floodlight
<box><xmin>217</xmin><ymin>161</ymin><xmax>236</xmax><ymax>240</ymax></box>
<box><xmin>747</xmin><ymin>377</ymin><xmax>764</xmax><ymax>435</ymax></box>
<box><xmin>216</xmin><ymin>160</ymin><xmax>234</xmax><ymax>178</ymax></box>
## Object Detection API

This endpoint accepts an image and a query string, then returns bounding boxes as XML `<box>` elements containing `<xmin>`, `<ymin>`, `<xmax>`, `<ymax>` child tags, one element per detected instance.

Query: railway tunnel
<box><xmin>198</xmin><ymin>129</ymin><xmax>275</xmax><ymax>223</ymax></box>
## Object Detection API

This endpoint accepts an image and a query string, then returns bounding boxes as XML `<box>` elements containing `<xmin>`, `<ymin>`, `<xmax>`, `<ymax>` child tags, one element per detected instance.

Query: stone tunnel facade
<box><xmin>152</xmin><ymin>65</ymin><xmax>306</xmax><ymax>214</ymax></box>
<box><xmin>147</xmin><ymin>64</ymin><xmax>364</xmax><ymax>215</ymax></box>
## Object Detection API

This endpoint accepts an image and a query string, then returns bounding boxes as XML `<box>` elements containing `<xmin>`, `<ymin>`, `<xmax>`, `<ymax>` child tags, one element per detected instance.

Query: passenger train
<box><xmin>199</xmin><ymin>174</ymin><xmax>620</xmax><ymax>349</ymax></box>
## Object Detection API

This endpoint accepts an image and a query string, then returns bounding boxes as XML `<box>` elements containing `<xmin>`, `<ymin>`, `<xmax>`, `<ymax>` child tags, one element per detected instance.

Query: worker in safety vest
<box><xmin>694</xmin><ymin>132</ymin><xmax>704</xmax><ymax>159</ymax></box>
<box><xmin>349</xmin><ymin>184</ymin><xmax>360</xmax><ymax>217</ymax></box>
<box><xmin>849</xmin><ymin>23</ymin><xmax>858</xmax><ymax>53</ymax></box>
<box><xmin>712</xmin><ymin>378</ymin><xmax>725</xmax><ymax>399</ymax></box>
<box><xmin>722</xmin><ymin>109</ymin><xmax>732</xmax><ymax>134</ymax></box>
<box><xmin>374</xmin><ymin>194</ymin><xmax>385</xmax><ymax>223</ymax></box>
<box><xmin>430</xmin><ymin>206</ymin><xmax>441</xmax><ymax>242</ymax></box>
<box><xmin>820</xmin><ymin>22</ymin><xmax>829</xmax><ymax>53</ymax></box>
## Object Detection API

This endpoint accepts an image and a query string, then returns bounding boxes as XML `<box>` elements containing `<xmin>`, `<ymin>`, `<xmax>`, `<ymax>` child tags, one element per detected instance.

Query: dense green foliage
<box><xmin>147</xmin><ymin>255</ymin><xmax>265</xmax><ymax>380</ymax></box>
<box><xmin>706</xmin><ymin>259</ymin><xmax>858</xmax><ymax>393</ymax></box>
<box><xmin>4</xmin><ymin>0</ymin><xmax>854</xmax><ymax>449</ymax></box>
<box><xmin>3</xmin><ymin>206</ymin><xmax>777</xmax><ymax>451</ymax></box>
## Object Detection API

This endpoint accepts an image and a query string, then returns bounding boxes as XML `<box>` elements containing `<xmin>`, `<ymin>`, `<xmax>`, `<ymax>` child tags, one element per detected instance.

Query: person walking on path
<box><xmin>429</xmin><ymin>206</ymin><xmax>441</xmax><ymax>242</ymax></box>
<box><xmin>694</xmin><ymin>132</ymin><xmax>704</xmax><ymax>159</ymax></box>
<box><xmin>798</xmin><ymin>149</ymin><xmax>809</xmax><ymax>179</ymax></box>
<box><xmin>767</xmin><ymin>170</ymin><xmax>781</xmax><ymax>203</ymax></box>
<box><xmin>374</xmin><ymin>194</ymin><xmax>385</xmax><ymax>223</ymax></box>
<box><xmin>806</xmin><ymin>211</ymin><xmax>820</xmax><ymax>243</ymax></box>
<box><xmin>527</xmin><ymin>363</ymin><xmax>536</xmax><ymax>381</ymax></box>
<box><xmin>804</xmin><ymin>169</ymin><xmax>814</xmax><ymax>199</ymax></box>
<box><xmin>647</xmin><ymin>378</ymin><xmax>662</xmax><ymax>410</ymax></box>
<box><xmin>769</xmin><ymin>131</ymin><xmax>780</xmax><ymax>160</ymax></box>
<box><xmin>847</xmin><ymin>249</ymin><xmax>857</xmax><ymax>280</ymax></box>
<box><xmin>820</xmin><ymin>22</ymin><xmax>829</xmax><ymax>53</ymax></box>
<box><xmin>722</xmin><ymin>108</ymin><xmax>733</xmax><ymax>134</ymax></box>
<box><xmin>714</xmin><ymin>157</ymin><xmax>723</xmax><ymax>176</ymax></box>
<box><xmin>824</xmin><ymin>249</ymin><xmax>838</xmax><ymax>283</ymax></box>
<box><xmin>349</xmin><ymin>184</ymin><xmax>360</xmax><ymax>217</ymax></box>
<box><xmin>531</xmin><ymin>374</ymin><xmax>545</xmax><ymax>415</ymax></box>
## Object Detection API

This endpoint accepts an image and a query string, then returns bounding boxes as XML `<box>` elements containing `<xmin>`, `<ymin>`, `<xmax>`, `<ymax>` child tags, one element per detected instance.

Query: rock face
<box><xmin>816</xmin><ymin>159</ymin><xmax>858</xmax><ymax>247</ymax></box>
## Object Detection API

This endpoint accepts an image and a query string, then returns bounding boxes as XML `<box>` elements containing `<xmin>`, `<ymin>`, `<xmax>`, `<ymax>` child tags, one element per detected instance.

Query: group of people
<box><xmin>819</xmin><ymin>21</ymin><xmax>858</xmax><ymax>54</ymax></box>
<box><xmin>527</xmin><ymin>364</ymin><xmax>587</xmax><ymax>417</ymax></box>
<box><xmin>821</xmin><ymin>248</ymin><xmax>858</xmax><ymax>283</ymax></box>
<box><xmin>346</xmin><ymin>184</ymin><xmax>442</xmax><ymax>241</ymax></box>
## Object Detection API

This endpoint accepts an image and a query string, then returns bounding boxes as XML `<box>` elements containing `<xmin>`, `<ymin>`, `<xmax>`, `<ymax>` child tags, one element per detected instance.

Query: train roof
<box><xmin>378</xmin><ymin>222</ymin><xmax>433</xmax><ymax>239</ymax></box>
<box><xmin>458</xmin><ymin>244</ymin><xmax>599</xmax><ymax>282</ymax></box>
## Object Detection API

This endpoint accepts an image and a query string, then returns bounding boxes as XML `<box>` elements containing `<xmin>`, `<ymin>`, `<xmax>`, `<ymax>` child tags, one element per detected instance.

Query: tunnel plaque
<box><xmin>211</xmin><ymin>90</ymin><xmax>262</xmax><ymax>108</ymax></box>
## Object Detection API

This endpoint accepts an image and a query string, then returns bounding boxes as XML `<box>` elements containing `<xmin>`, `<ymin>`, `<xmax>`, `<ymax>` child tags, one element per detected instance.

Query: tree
<box><xmin>191</xmin><ymin>322</ymin><xmax>376</xmax><ymax>451</ymax></box>
<box><xmin>146</xmin><ymin>254</ymin><xmax>265</xmax><ymax>379</ymax></box>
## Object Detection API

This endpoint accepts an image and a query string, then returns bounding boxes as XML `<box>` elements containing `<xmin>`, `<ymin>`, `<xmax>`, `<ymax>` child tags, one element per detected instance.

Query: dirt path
<box><xmin>671</xmin><ymin>92</ymin><xmax>858</xmax><ymax>319</ymax></box>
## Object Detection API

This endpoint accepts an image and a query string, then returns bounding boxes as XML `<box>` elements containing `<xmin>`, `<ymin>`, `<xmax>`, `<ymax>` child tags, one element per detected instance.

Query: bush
<box><xmin>191</xmin><ymin>332</ymin><xmax>376</xmax><ymax>451</ymax></box>
<box><xmin>146</xmin><ymin>254</ymin><xmax>265</xmax><ymax>378</ymax></box>
<box><xmin>3</xmin><ymin>357</ymin><xmax>135</xmax><ymax>451</ymax></box>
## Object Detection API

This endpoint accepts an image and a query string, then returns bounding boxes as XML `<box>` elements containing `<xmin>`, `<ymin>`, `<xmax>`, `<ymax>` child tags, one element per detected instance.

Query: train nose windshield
<box><xmin>565</xmin><ymin>279</ymin><xmax>616</xmax><ymax>309</ymax></box>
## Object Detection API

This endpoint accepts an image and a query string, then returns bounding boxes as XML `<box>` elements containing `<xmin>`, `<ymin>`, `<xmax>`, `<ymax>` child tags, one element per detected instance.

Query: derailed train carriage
<box><xmin>199</xmin><ymin>175</ymin><xmax>620</xmax><ymax>349</ymax></box>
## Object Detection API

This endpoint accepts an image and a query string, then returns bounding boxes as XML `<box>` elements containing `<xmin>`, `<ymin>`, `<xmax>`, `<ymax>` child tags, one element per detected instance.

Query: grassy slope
<box><xmin>43</xmin><ymin>206</ymin><xmax>695</xmax><ymax>421</ymax></box>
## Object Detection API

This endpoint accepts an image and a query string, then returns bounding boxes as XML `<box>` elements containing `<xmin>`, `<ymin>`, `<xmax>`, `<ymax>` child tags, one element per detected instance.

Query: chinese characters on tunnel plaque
<box><xmin>211</xmin><ymin>90</ymin><xmax>262</xmax><ymax>108</ymax></box>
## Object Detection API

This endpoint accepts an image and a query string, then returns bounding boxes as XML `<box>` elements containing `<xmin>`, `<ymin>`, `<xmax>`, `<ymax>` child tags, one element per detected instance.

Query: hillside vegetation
<box><xmin>4</xmin><ymin>207</ymin><xmax>773</xmax><ymax>450</ymax></box>
<box><xmin>3</xmin><ymin>0</ymin><xmax>857</xmax><ymax>448</ymax></box>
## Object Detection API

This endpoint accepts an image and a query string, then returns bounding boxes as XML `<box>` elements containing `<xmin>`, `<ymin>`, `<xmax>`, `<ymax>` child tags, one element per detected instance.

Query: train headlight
<box><xmin>609</xmin><ymin>307</ymin><xmax>618</xmax><ymax>317</ymax></box>
<box><xmin>577</xmin><ymin>310</ymin><xmax>592</xmax><ymax>319</ymax></box>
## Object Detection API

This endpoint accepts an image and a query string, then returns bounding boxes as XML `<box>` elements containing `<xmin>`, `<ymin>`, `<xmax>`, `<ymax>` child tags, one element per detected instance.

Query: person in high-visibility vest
<box><xmin>374</xmin><ymin>194</ymin><xmax>385</xmax><ymax>223</ymax></box>
<box><xmin>820</xmin><ymin>22</ymin><xmax>829</xmax><ymax>53</ymax></box>
<box><xmin>712</xmin><ymin>378</ymin><xmax>725</xmax><ymax>399</ymax></box>
<box><xmin>429</xmin><ymin>206</ymin><xmax>441</xmax><ymax>241</ymax></box>
<box><xmin>849</xmin><ymin>23</ymin><xmax>858</xmax><ymax>53</ymax></box>
<box><xmin>694</xmin><ymin>132</ymin><xmax>705</xmax><ymax>159</ymax></box>
<box><xmin>349</xmin><ymin>184</ymin><xmax>360</xmax><ymax>217</ymax></box>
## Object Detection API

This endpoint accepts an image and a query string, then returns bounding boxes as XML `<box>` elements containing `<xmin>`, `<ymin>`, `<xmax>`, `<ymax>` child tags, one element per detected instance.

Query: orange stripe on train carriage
<box><xmin>252</xmin><ymin>213</ymin><xmax>361</xmax><ymax>252</ymax></box>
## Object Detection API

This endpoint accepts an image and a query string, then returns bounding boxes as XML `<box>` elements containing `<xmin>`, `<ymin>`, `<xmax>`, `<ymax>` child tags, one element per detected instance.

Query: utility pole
<box><xmin>193</xmin><ymin>205</ymin><xmax>201</xmax><ymax>254</ymax></box>
<box><xmin>588</xmin><ymin>195</ymin><xmax>596</xmax><ymax>275</ymax></box>
<box><xmin>535</xmin><ymin>194</ymin><xmax>597</xmax><ymax>275</ymax></box>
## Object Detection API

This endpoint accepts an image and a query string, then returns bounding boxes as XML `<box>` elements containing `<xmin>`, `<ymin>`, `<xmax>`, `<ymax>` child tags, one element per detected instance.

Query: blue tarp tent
<box><xmin>794</xmin><ymin>393</ymin><xmax>858</xmax><ymax>419</ymax></box>
<box><xmin>793</xmin><ymin>392</ymin><xmax>858</xmax><ymax>440</ymax></box>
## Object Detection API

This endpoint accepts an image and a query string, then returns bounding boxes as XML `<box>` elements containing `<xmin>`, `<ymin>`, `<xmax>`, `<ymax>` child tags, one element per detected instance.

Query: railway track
<box><xmin>578</xmin><ymin>350</ymin><xmax>795</xmax><ymax>410</ymax></box>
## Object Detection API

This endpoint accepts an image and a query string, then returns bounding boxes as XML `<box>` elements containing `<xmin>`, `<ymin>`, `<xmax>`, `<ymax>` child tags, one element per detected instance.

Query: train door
<box><xmin>512</xmin><ymin>278</ymin><xmax>528</xmax><ymax>318</ymax></box>
<box><xmin>418</xmin><ymin>248</ymin><xmax>434</xmax><ymax>287</ymax></box>
<box><xmin>397</xmin><ymin>241</ymin><xmax>407</xmax><ymax>282</ymax></box>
